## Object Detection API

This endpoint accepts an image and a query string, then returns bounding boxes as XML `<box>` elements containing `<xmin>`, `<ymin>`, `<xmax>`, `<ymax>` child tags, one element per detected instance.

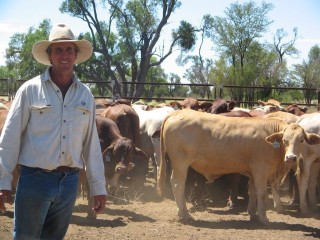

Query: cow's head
<box><xmin>265</xmin><ymin>123</ymin><xmax>320</xmax><ymax>163</ymax></box>
<box><xmin>210</xmin><ymin>99</ymin><xmax>237</xmax><ymax>114</ymax></box>
<box><xmin>103</xmin><ymin>137</ymin><xmax>149</xmax><ymax>176</ymax></box>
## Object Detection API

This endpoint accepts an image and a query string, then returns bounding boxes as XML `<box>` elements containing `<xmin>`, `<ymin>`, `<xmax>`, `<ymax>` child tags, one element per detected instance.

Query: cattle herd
<box><xmin>0</xmin><ymin>97</ymin><xmax>319</xmax><ymax>225</ymax></box>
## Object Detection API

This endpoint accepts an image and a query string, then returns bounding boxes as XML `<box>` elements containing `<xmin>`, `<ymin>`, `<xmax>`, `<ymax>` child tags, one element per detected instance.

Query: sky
<box><xmin>0</xmin><ymin>0</ymin><xmax>320</xmax><ymax>79</ymax></box>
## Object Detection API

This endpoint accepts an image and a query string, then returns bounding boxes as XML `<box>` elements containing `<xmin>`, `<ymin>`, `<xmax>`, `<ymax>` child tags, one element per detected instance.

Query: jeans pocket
<box><xmin>19</xmin><ymin>166</ymin><xmax>41</xmax><ymax>178</ymax></box>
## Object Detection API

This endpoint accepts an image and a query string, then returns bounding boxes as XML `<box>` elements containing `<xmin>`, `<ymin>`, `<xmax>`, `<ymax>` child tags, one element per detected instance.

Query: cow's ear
<box><xmin>134</xmin><ymin>147</ymin><xmax>149</xmax><ymax>161</ymax></box>
<box><xmin>305</xmin><ymin>133</ymin><xmax>320</xmax><ymax>145</ymax></box>
<box><xmin>265</xmin><ymin>132</ymin><xmax>283</xmax><ymax>144</ymax></box>
<box><xmin>128</xmin><ymin>162</ymin><xmax>136</xmax><ymax>171</ymax></box>
<box><xmin>169</xmin><ymin>101</ymin><xmax>181</xmax><ymax>110</ymax></box>
<box><xmin>103</xmin><ymin>145</ymin><xmax>114</xmax><ymax>156</ymax></box>
<box><xmin>228</xmin><ymin>100</ymin><xmax>237</xmax><ymax>110</ymax></box>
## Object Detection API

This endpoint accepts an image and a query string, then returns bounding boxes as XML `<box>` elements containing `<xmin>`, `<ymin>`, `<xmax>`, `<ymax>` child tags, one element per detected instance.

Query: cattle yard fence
<box><xmin>1</xmin><ymin>78</ymin><xmax>320</xmax><ymax>110</ymax></box>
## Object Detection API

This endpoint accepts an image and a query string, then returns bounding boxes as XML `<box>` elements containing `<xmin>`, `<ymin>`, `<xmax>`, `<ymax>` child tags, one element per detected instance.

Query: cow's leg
<box><xmin>251</xmin><ymin>175</ymin><xmax>269</xmax><ymax>224</ymax></box>
<box><xmin>288</xmin><ymin>169</ymin><xmax>299</xmax><ymax>204</ymax></box>
<box><xmin>152</xmin><ymin>137</ymin><xmax>161</xmax><ymax>180</ymax></box>
<box><xmin>298</xmin><ymin>160</ymin><xmax>312</xmax><ymax>216</ymax></box>
<box><xmin>170</xmin><ymin>164</ymin><xmax>192</xmax><ymax>223</ymax></box>
<box><xmin>271</xmin><ymin>178</ymin><xmax>283</xmax><ymax>213</ymax></box>
<box><xmin>307</xmin><ymin>161</ymin><xmax>320</xmax><ymax>210</ymax></box>
<box><xmin>247</xmin><ymin>177</ymin><xmax>258</xmax><ymax>221</ymax></box>
<box><xmin>226</xmin><ymin>173</ymin><xmax>242</xmax><ymax>209</ymax></box>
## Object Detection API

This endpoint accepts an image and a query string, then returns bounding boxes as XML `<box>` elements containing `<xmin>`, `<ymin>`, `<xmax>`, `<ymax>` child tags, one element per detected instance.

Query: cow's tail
<box><xmin>157</xmin><ymin>113</ymin><xmax>170</xmax><ymax>197</ymax></box>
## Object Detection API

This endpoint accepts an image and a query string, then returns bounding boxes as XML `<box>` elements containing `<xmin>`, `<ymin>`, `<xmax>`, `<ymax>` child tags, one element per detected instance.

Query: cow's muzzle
<box><xmin>285</xmin><ymin>154</ymin><xmax>297</xmax><ymax>163</ymax></box>
<box><xmin>115</xmin><ymin>162</ymin><xmax>135</xmax><ymax>175</ymax></box>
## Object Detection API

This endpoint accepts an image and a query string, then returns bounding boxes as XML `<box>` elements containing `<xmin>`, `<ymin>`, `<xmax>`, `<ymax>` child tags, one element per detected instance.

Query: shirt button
<box><xmin>63</xmin><ymin>136</ymin><xmax>66</xmax><ymax>139</ymax></box>
<box><xmin>62</xmin><ymin>152</ymin><xmax>65</xmax><ymax>155</ymax></box>
<box><xmin>63</xmin><ymin>120</ymin><xmax>66</xmax><ymax>122</ymax></box>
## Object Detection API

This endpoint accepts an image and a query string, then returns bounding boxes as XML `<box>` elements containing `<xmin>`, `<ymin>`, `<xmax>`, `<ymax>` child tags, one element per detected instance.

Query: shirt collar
<box><xmin>40</xmin><ymin>67</ymin><xmax>80</xmax><ymax>86</ymax></box>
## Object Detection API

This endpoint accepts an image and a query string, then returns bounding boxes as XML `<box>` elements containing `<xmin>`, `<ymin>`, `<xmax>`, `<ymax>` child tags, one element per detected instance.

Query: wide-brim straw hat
<box><xmin>32</xmin><ymin>23</ymin><xmax>93</xmax><ymax>65</ymax></box>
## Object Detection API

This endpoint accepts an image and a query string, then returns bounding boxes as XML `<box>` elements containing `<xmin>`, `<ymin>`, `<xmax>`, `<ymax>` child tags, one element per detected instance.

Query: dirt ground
<box><xmin>1</xmin><ymin>177</ymin><xmax>319</xmax><ymax>240</ymax></box>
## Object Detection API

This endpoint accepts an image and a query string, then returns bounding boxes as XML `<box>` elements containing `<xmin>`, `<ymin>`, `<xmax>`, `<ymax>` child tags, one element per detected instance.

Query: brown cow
<box><xmin>100</xmin><ymin>103</ymin><xmax>140</xmax><ymax>145</ymax></box>
<box><xmin>95</xmin><ymin>98</ymin><xmax>131</xmax><ymax>115</ymax></box>
<box><xmin>170</xmin><ymin>97</ymin><xmax>200</xmax><ymax>110</ymax></box>
<box><xmin>100</xmin><ymin>103</ymin><xmax>149</xmax><ymax>188</ymax></box>
<box><xmin>157</xmin><ymin>109</ymin><xmax>320</xmax><ymax>224</ymax></box>
<box><xmin>208</xmin><ymin>99</ymin><xmax>237</xmax><ymax>114</ymax></box>
<box><xmin>84</xmin><ymin>116</ymin><xmax>149</xmax><ymax>218</ymax></box>
<box><xmin>285</xmin><ymin>104</ymin><xmax>308</xmax><ymax>116</ymax></box>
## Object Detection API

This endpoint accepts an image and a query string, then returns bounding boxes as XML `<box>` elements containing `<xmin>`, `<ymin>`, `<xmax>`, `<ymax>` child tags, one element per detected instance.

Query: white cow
<box><xmin>132</xmin><ymin>103</ymin><xmax>175</xmax><ymax>178</ymax></box>
<box><xmin>157</xmin><ymin>109</ymin><xmax>320</xmax><ymax>224</ymax></box>
<box><xmin>295</xmin><ymin>112</ymin><xmax>320</xmax><ymax>214</ymax></box>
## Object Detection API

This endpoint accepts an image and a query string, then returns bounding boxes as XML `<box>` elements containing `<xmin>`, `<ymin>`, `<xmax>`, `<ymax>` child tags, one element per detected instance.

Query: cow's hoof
<box><xmin>288</xmin><ymin>198</ymin><xmax>299</xmax><ymax>205</ymax></box>
<box><xmin>86</xmin><ymin>212</ymin><xmax>97</xmax><ymax>219</ymax></box>
<box><xmin>178</xmin><ymin>213</ymin><xmax>194</xmax><ymax>224</ymax></box>
<box><xmin>258</xmin><ymin>217</ymin><xmax>270</xmax><ymax>225</ymax></box>
<box><xmin>227</xmin><ymin>200</ymin><xmax>234</xmax><ymax>210</ymax></box>
<box><xmin>249</xmin><ymin>214</ymin><xmax>259</xmax><ymax>222</ymax></box>
<box><xmin>300</xmin><ymin>210</ymin><xmax>311</xmax><ymax>217</ymax></box>
<box><xmin>275</xmin><ymin>205</ymin><xmax>284</xmax><ymax>214</ymax></box>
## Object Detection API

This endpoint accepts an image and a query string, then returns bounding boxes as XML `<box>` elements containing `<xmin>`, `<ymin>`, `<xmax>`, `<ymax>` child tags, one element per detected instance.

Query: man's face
<box><xmin>48</xmin><ymin>42</ymin><xmax>77</xmax><ymax>71</ymax></box>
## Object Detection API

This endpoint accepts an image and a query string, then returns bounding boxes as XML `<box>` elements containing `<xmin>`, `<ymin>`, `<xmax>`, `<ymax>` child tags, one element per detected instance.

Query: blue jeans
<box><xmin>13</xmin><ymin>166</ymin><xmax>79</xmax><ymax>240</ymax></box>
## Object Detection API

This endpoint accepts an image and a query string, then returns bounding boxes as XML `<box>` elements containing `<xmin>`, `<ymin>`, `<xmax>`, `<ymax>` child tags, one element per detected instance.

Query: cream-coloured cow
<box><xmin>295</xmin><ymin>112</ymin><xmax>320</xmax><ymax>214</ymax></box>
<box><xmin>132</xmin><ymin>103</ymin><xmax>175</xmax><ymax>180</ymax></box>
<box><xmin>157</xmin><ymin>109</ymin><xmax>320</xmax><ymax>225</ymax></box>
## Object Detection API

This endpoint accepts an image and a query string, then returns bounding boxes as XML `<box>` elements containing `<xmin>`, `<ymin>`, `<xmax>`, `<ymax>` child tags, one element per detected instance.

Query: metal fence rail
<box><xmin>1</xmin><ymin>78</ymin><xmax>319</xmax><ymax>110</ymax></box>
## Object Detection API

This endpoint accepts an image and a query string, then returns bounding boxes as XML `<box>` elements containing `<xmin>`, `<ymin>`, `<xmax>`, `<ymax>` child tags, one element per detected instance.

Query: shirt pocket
<box><xmin>30</xmin><ymin>105</ymin><xmax>54</xmax><ymax>135</ymax></box>
<box><xmin>72</xmin><ymin>106</ymin><xmax>92</xmax><ymax>137</ymax></box>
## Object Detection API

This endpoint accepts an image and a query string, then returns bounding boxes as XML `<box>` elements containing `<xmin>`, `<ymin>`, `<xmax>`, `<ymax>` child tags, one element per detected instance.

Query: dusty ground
<box><xmin>1</xmin><ymin>177</ymin><xmax>319</xmax><ymax>240</ymax></box>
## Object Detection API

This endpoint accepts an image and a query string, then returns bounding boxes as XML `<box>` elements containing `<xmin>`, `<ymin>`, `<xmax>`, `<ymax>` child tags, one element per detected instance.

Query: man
<box><xmin>0</xmin><ymin>23</ymin><xmax>107</xmax><ymax>239</ymax></box>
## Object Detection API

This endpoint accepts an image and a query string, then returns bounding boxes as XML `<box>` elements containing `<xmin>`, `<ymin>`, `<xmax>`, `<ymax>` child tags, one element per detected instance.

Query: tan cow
<box><xmin>263</xmin><ymin>111</ymin><xmax>300</xmax><ymax>123</ymax></box>
<box><xmin>157</xmin><ymin>109</ymin><xmax>320</xmax><ymax>224</ymax></box>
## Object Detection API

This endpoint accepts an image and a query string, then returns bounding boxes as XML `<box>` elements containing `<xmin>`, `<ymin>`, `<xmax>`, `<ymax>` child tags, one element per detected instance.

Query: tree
<box><xmin>167</xmin><ymin>73</ymin><xmax>188</xmax><ymax>98</ymax></box>
<box><xmin>60</xmin><ymin>0</ymin><xmax>197</xmax><ymax>99</ymax></box>
<box><xmin>291</xmin><ymin>45</ymin><xmax>320</xmax><ymax>104</ymax></box>
<box><xmin>183</xmin><ymin>56</ymin><xmax>213</xmax><ymax>98</ymax></box>
<box><xmin>208</xmin><ymin>1</ymin><xmax>273</xmax><ymax>70</ymax></box>
<box><xmin>5</xmin><ymin>20</ymin><xmax>50</xmax><ymax>80</ymax></box>
<box><xmin>273</xmin><ymin>27</ymin><xmax>299</xmax><ymax>63</ymax></box>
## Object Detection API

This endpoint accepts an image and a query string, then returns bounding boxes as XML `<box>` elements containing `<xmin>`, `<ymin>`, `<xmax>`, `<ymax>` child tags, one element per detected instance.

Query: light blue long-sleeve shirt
<box><xmin>0</xmin><ymin>68</ymin><xmax>107</xmax><ymax>196</ymax></box>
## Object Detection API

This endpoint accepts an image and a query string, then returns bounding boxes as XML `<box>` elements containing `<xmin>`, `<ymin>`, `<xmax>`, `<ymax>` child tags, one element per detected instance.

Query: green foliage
<box><xmin>58</xmin><ymin>0</ymin><xmax>191</xmax><ymax>99</ymax></box>
<box><xmin>5</xmin><ymin>20</ymin><xmax>51</xmax><ymax>79</ymax></box>
<box><xmin>1</xmin><ymin>0</ymin><xmax>317</xmax><ymax>105</ymax></box>
<box><xmin>291</xmin><ymin>45</ymin><xmax>320</xmax><ymax>104</ymax></box>
<box><xmin>174</xmin><ymin>21</ymin><xmax>197</xmax><ymax>50</ymax></box>
<box><xmin>167</xmin><ymin>73</ymin><xmax>188</xmax><ymax>98</ymax></box>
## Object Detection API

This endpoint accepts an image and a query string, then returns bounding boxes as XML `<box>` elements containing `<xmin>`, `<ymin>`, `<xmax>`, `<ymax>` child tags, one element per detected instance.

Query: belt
<box><xmin>20</xmin><ymin>165</ymin><xmax>79</xmax><ymax>173</ymax></box>
<box><xmin>48</xmin><ymin>166</ymin><xmax>79</xmax><ymax>173</ymax></box>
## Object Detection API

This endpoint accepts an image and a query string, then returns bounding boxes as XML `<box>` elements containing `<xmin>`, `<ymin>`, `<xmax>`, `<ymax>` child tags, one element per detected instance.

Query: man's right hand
<box><xmin>0</xmin><ymin>190</ymin><xmax>13</xmax><ymax>212</ymax></box>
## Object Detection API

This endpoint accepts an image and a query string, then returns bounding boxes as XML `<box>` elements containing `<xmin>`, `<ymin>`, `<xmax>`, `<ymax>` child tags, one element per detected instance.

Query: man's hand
<box><xmin>92</xmin><ymin>195</ymin><xmax>107</xmax><ymax>214</ymax></box>
<box><xmin>0</xmin><ymin>190</ymin><xmax>13</xmax><ymax>212</ymax></box>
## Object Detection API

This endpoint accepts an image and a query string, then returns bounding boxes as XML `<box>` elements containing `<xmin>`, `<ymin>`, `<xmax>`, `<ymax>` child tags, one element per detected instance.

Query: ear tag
<box><xmin>104</xmin><ymin>154</ymin><xmax>111</xmax><ymax>162</ymax></box>
<box><xmin>273</xmin><ymin>140</ymin><xmax>280</xmax><ymax>149</ymax></box>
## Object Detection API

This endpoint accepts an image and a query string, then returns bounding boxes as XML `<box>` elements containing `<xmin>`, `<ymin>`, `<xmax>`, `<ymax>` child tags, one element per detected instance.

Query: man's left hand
<box><xmin>92</xmin><ymin>195</ymin><xmax>107</xmax><ymax>213</ymax></box>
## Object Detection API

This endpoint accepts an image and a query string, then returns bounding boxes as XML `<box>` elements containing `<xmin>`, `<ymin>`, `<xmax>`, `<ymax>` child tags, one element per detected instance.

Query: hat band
<box><xmin>52</xmin><ymin>37</ymin><xmax>75</xmax><ymax>41</ymax></box>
